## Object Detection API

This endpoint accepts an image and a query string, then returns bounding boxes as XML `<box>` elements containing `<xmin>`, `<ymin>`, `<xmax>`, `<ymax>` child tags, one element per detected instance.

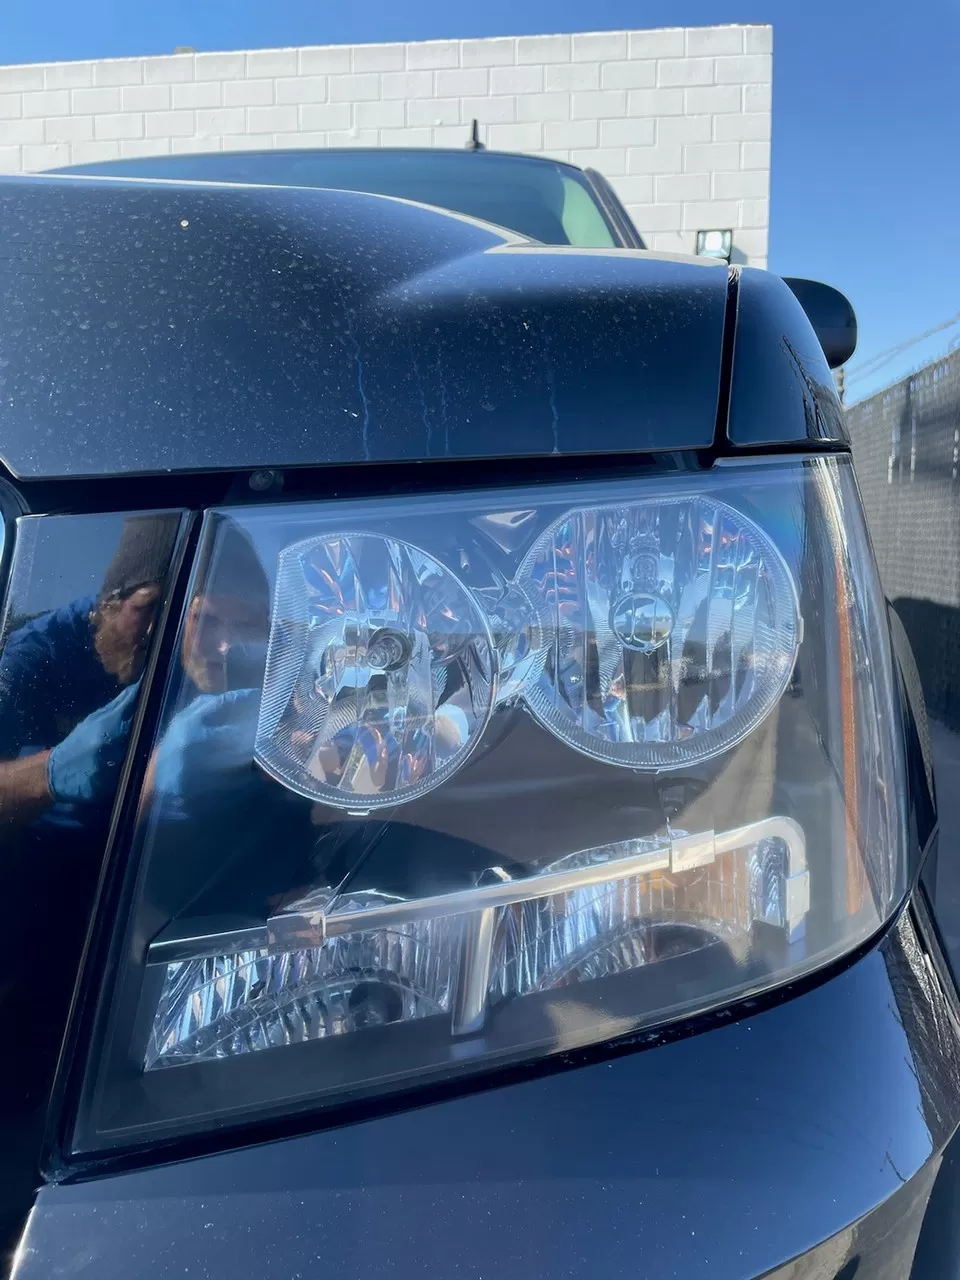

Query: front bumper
<box><xmin>11</xmin><ymin>897</ymin><xmax>960</xmax><ymax>1280</ymax></box>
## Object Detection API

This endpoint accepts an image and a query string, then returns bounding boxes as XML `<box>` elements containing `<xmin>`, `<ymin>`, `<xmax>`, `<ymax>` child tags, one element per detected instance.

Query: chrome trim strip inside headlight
<box><xmin>149</xmin><ymin>815</ymin><xmax>808</xmax><ymax>1038</ymax></box>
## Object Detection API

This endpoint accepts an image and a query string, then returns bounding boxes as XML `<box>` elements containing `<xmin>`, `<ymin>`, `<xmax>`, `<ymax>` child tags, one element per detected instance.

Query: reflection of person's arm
<box><xmin>148</xmin><ymin>689</ymin><xmax>261</xmax><ymax>819</ymax></box>
<box><xmin>0</xmin><ymin>751</ymin><xmax>53</xmax><ymax>826</ymax></box>
<box><xmin>0</xmin><ymin>683</ymin><xmax>140</xmax><ymax>827</ymax></box>
<box><xmin>141</xmin><ymin>752</ymin><xmax>157</xmax><ymax>805</ymax></box>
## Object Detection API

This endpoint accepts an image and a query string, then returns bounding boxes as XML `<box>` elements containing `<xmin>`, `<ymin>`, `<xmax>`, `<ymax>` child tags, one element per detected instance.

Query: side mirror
<box><xmin>782</xmin><ymin>277</ymin><xmax>857</xmax><ymax>369</ymax></box>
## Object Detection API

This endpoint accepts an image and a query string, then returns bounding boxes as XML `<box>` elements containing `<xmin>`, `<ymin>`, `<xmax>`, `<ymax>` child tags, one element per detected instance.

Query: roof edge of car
<box><xmin>53</xmin><ymin>145</ymin><xmax>597</xmax><ymax>178</ymax></box>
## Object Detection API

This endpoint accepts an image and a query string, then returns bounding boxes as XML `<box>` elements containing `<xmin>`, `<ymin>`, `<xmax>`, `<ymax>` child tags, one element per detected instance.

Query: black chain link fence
<box><xmin>847</xmin><ymin>349</ymin><xmax>960</xmax><ymax>730</ymax></box>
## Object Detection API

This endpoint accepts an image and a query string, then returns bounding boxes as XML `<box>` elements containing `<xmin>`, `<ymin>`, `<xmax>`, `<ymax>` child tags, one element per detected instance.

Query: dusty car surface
<box><xmin>0</xmin><ymin>168</ymin><xmax>954</xmax><ymax>1280</ymax></box>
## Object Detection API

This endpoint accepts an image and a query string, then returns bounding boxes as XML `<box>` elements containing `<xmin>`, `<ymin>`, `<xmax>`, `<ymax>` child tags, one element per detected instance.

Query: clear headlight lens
<box><xmin>255</xmin><ymin>533</ymin><xmax>496</xmax><ymax>808</ymax></box>
<box><xmin>75</xmin><ymin>457</ymin><xmax>906</xmax><ymax>1152</ymax></box>
<box><xmin>517</xmin><ymin>497</ymin><xmax>800</xmax><ymax>767</ymax></box>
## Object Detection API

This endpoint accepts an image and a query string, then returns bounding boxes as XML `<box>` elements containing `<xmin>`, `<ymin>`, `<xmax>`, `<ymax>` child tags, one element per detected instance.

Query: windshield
<box><xmin>57</xmin><ymin>149</ymin><xmax>619</xmax><ymax>248</ymax></box>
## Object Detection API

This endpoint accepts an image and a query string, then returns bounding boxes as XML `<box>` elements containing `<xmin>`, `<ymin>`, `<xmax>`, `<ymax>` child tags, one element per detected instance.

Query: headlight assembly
<box><xmin>73</xmin><ymin>456</ymin><xmax>907</xmax><ymax>1152</ymax></box>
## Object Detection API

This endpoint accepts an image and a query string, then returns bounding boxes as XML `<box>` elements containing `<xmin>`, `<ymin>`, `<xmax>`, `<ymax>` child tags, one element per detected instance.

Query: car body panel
<box><xmin>0</xmin><ymin>175</ymin><xmax>852</xmax><ymax>488</ymax></box>
<box><xmin>727</xmin><ymin>265</ymin><xmax>850</xmax><ymax>447</ymax></box>
<box><xmin>0</xmin><ymin>176</ymin><xmax>727</xmax><ymax>482</ymax></box>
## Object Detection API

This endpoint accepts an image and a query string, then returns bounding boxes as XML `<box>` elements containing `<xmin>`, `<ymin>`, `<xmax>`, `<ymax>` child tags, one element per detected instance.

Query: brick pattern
<box><xmin>0</xmin><ymin>25</ymin><xmax>771</xmax><ymax>263</ymax></box>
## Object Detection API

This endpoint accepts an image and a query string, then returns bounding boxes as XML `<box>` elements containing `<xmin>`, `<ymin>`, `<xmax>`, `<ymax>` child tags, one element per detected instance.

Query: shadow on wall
<box><xmin>891</xmin><ymin>598</ymin><xmax>960</xmax><ymax>734</ymax></box>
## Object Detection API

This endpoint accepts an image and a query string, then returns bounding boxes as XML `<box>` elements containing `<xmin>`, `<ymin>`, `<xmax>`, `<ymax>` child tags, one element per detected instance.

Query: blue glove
<box><xmin>151</xmin><ymin>688</ymin><xmax>262</xmax><ymax>820</ymax></box>
<box><xmin>47</xmin><ymin>682</ymin><xmax>140</xmax><ymax>806</ymax></box>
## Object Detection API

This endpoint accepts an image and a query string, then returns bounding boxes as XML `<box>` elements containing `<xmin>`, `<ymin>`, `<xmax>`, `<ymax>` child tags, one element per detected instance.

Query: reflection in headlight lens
<box><xmin>255</xmin><ymin>532</ymin><xmax>496</xmax><ymax>809</ymax></box>
<box><xmin>517</xmin><ymin>498</ymin><xmax>800</xmax><ymax>768</ymax></box>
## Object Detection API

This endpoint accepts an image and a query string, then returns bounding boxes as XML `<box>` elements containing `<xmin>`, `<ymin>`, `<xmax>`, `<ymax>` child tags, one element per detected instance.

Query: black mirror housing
<box><xmin>782</xmin><ymin>277</ymin><xmax>857</xmax><ymax>369</ymax></box>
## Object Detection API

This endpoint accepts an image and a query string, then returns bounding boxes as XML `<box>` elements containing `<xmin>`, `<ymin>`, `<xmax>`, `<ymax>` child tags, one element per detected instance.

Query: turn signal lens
<box><xmin>146</xmin><ymin>892</ymin><xmax>457</xmax><ymax>1068</ymax></box>
<box><xmin>145</xmin><ymin>816</ymin><xmax>809</xmax><ymax>1067</ymax></box>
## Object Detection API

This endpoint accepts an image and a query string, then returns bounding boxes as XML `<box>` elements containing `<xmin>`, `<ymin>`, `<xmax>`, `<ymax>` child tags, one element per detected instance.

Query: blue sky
<box><xmin>4</xmin><ymin>0</ymin><xmax>958</xmax><ymax>401</ymax></box>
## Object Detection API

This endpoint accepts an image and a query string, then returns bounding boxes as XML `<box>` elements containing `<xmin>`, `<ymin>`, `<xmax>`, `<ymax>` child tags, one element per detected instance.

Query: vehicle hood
<box><xmin>0</xmin><ymin>175</ymin><xmax>727</xmax><ymax>480</ymax></box>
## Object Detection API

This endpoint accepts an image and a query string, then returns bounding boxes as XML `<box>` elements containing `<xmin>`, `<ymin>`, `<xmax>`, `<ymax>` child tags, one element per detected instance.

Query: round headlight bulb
<box><xmin>255</xmin><ymin>532</ymin><xmax>496</xmax><ymax>809</ymax></box>
<box><xmin>515</xmin><ymin>496</ymin><xmax>800</xmax><ymax>769</ymax></box>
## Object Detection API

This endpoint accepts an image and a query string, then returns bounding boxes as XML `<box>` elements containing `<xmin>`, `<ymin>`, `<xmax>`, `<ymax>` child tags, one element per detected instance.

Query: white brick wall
<box><xmin>0</xmin><ymin>24</ymin><xmax>771</xmax><ymax>263</ymax></box>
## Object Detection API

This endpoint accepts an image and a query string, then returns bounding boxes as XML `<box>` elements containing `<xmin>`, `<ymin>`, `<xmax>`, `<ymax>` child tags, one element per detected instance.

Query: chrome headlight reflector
<box><xmin>255</xmin><ymin>532</ymin><xmax>496</xmax><ymax>809</ymax></box>
<box><xmin>518</xmin><ymin>497</ymin><xmax>800</xmax><ymax>767</ymax></box>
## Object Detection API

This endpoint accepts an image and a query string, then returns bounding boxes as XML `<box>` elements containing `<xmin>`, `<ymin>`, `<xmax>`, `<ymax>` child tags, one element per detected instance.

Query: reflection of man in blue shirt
<box><xmin>0</xmin><ymin>517</ymin><xmax>177</xmax><ymax>840</ymax></box>
<box><xmin>0</xmin><ymin>516</ymin><xmax>180</xmax><ymax>1257</ymax></box>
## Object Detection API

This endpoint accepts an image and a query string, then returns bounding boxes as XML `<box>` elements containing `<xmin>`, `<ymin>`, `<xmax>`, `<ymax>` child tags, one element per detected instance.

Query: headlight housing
<box><xmin>74</xmin><ymin>456</ymin><xmax>906</xmax><ymax>1152</ymax></box>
